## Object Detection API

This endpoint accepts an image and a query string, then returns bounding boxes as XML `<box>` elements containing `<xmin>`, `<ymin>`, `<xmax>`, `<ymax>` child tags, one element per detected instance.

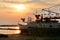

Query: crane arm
<box><xmin>42</xmin><ymin>9</ymin><xmax>60</xmax><ymax>15</ymax></box>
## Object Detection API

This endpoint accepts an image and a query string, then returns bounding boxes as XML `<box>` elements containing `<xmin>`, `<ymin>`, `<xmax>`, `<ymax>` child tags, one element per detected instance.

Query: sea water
<box><xmin>0</xmin><ymin>25</ymin><xmax>21</xmax><ymax>34</ymax></box>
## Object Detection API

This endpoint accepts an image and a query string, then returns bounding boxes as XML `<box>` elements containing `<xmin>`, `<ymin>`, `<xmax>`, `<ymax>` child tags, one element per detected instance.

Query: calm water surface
<box><xmin>0</xmin><ymin>25</ymin><xmax>21</xmax><ymax>34</ymax></box>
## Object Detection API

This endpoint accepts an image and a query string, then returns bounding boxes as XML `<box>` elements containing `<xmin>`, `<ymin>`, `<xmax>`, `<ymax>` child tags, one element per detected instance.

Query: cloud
<box><xmin>39</xmin><ymin>0</ymin><xmax>60</xmax><ymax>5</ymax></box>
<box><xmin>26</xmin><ymin>0</ymin><xmax>60</xmax><ymax>5</ymax></box>
<box><xmin>0</xmin><ymin>0</ymin><xmax>60</xmax><ymax>5</ymax></box>
<box><xmin>0</xmin><ymin>0</ymin><xmax>32</xmax><ymax>4</ymax></box>
<box><xmin>1</xmin><ymin>0</ymin><xmax>60</xmax><ymax>24</ymax></box>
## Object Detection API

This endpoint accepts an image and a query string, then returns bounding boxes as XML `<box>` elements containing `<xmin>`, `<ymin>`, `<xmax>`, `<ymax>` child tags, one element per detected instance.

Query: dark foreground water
<box><xmin>0</xmin><ymin>34</ymin><xmax>60</xmax><ymax>40</ymax></box>
<box><xmin>0</xmin><ymin>25</ymin><xmax>60</xmax><ymax>40</ymax></box>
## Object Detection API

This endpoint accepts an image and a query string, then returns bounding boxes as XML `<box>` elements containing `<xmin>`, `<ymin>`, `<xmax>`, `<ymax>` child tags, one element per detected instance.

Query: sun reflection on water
<box><xmin>16</xmin><ymin>30</ymin><xmax>21</xmax><ymax>34</ymax></box>
<box><xmin>0</xmin><ymin>26</ymin><xmax>21</xmax><ymax>34</ymax></box>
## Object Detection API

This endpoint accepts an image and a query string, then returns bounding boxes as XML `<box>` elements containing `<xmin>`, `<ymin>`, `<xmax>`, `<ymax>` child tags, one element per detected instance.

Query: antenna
<box><xmin>41</xmin><ymin>4</ymin><xmax>60</xmax><ymax>19</ymax></box>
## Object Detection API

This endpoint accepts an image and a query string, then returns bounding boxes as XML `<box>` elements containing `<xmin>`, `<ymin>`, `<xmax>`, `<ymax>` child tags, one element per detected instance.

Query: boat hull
<box><xmin>28</xmin><ymin>27</ymin><xmax>60</xmax><ymax>36</ymax></box>
<box><xmin>18</xmin><ymin>24</ymin><xmax>28</xmax><ymax>34</ymax></box>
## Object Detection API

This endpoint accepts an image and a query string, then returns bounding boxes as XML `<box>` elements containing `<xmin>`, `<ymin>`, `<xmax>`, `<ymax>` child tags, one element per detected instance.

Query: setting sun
<box><xmin>12</xmin><ymin>4</ymin><xmax>26</xmax><ymax>11</ymax></box>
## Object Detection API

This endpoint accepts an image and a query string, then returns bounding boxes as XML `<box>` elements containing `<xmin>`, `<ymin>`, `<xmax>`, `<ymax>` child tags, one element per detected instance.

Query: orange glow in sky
<box><xmin>12</xmin><ymin>4</ymin><xmax>27</xmax><ymax>11</ymax></box>
<box><xmin>0</xmin><ymin>0</ymin><xmax>58</xmax><ymax>25</ymax></box>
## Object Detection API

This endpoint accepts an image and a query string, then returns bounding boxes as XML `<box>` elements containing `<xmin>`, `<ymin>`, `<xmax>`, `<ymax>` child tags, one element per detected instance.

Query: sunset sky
<box><xmin>0</xmin><ymin>0</ymin><xmax>60</xmax><ymax>25</ymax></box>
